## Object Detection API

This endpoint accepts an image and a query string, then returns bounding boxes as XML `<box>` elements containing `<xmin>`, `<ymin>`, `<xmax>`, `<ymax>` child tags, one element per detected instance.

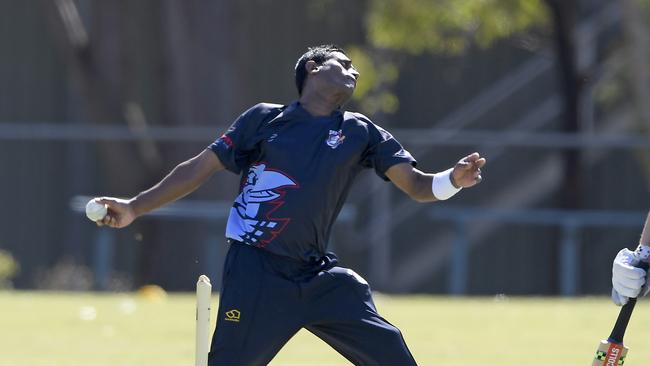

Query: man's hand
<box><xmin>611</xmin><ymin>248</ymin><xmax>649</xmax><ymax>306</ymax></box>
<box><xmin>451</xmin><ymin>152</ymin><xmax>486</xmax><ymax>188</ymax></box>
<box><xmin>95</xmin><ymin>197</ymin><xmax>137</xmax><ymax>228</ymax></box>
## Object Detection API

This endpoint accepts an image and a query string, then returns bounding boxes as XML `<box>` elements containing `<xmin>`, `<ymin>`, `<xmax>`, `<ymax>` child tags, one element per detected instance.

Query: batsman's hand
<box><xmin>95</xmin><ymin>197</ymin><xmax>137</xmax><ymax>228</ymax></box>
<box><xmin>611</xmin><ymin>248</ymin><xmax>649</xmax><ymax>306</ymax></box>
<box><xmin>451</xmin><ymin>152</ymin><xmax>486</xmax><ymax>188</ymax></box>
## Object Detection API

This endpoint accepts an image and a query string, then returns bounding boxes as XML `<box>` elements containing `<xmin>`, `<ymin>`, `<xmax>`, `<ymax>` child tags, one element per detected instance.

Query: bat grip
<box><xmin>608</xmin><ymin>261</ymin><xmax>649</xmax><ymax>344</ymax></box>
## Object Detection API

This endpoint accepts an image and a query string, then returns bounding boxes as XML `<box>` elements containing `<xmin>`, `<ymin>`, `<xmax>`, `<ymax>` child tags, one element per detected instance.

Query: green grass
<box><xmin>2</xmin><ymin>291</ymin><xmax>650</xmax><ymax>365</ymax></box>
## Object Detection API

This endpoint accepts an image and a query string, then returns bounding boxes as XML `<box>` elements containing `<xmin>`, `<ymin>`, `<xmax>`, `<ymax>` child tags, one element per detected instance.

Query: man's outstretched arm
<box><xmin>95</xmin><ymin>149</ymin><xmax>225</xmax><ymax>228</ymax></box>
<box><xmin>386</xmin><ymin>152</ymin><xmax>486</xmax><ymax>203</ymax></box>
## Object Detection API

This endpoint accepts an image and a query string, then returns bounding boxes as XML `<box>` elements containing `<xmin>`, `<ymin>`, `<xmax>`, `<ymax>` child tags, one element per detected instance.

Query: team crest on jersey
<box><xmin>325</xmin><ymin>129</ymin><xmax>346</xmax><ymax>149</ymax></box>
<box><xmin>226</xmin><ymin>163</ymin><xmax>299</xmax><ymax>246</ymax></box>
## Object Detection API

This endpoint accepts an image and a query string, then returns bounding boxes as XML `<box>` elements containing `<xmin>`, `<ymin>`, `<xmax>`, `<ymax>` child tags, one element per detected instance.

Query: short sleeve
<box><xmin>361</xmin><ymin>122</ymin><xmax>416</xmax><ymax>181</ymax></box>
<box><xmin>208</xmin><ymin>104</ymin><xmax>267</xmax><ymax>174</ymax></box>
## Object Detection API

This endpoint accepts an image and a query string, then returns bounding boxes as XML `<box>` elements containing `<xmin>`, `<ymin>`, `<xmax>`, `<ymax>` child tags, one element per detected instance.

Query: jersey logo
<box><xmin>226</xmin><ymin>163</ymin><xmax>299</xmax><ymax>247</ymax></box>
<box><xmin>224</xmin><ymin>309</ymin><xmax>240</xmax><ymax>322</ymax></box>
<box><xmin>325</xmin><ymin>129</ymin><xmax>346</xmax><ymax>149</ymax></box>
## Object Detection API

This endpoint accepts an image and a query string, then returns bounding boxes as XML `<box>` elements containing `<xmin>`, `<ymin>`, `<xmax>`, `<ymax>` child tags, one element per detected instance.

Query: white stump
<box><xmin>195</xmin><ymin>275</ymin><xmax>212</xmax><ymax>366</ymax></box>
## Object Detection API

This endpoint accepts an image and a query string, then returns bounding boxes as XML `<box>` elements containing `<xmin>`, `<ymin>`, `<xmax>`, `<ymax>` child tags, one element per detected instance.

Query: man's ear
<box><xmin>305</xmin><ymin>60</ymin><xmax>320</xmax><ymax>74</ymax></box>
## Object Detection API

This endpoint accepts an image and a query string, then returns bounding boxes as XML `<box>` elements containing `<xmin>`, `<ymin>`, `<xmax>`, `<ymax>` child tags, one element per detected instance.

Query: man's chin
<box><xmin>328</xmin><ymin>85</ymin><xmax>354</xmax><ymax>106</ymax></box>
<box><xmin>338</xmin><ymin>93</ymin><xmax>353</xmax><ymax>107</ymax></box>
<box><xmin>339</xmin><ymin>85</ymin><xmax>355</xmax><ymax>101</ymax></box>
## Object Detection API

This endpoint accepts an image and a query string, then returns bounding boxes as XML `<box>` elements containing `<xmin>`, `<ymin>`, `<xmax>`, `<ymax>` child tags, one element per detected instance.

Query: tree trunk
<box><xmin>621</xmin><ymin>0</ymin><xmax>650</xmax><ymax>185</ymax></box>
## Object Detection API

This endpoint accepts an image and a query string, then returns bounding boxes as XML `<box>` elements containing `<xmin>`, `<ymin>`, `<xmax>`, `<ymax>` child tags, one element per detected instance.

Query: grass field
<box><xmin>2</xmin><ymin>291</ymin><xmax>650</xmax><ymax>366</ymax></box>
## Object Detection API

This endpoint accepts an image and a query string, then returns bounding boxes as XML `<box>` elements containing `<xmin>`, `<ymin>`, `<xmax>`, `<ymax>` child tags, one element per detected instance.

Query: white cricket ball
<box><xmin>85</xmin><ymin>200</ymin><xmax>107</xmax><ymax>222</ymax></box>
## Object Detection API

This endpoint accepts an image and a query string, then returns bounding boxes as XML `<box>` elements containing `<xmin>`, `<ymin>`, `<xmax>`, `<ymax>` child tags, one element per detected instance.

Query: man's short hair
<box><xmin>294</xmin><ymin>44</ymin><xmax>346</xmax><ymax>95</ymax></box>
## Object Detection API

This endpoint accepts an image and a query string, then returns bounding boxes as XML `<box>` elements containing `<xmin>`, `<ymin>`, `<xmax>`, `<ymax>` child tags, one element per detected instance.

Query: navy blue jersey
<box><xmin>209</xmin><ymin>102</ymin><xmax>416</xmax><ymax>262</ymax></box>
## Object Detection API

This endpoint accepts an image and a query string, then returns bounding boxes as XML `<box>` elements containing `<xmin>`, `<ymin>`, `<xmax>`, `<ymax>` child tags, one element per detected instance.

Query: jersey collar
<box><xmin>266</xmin><ymin>101</ymin><xmax>342</xmax><ymax>125</ymax></box>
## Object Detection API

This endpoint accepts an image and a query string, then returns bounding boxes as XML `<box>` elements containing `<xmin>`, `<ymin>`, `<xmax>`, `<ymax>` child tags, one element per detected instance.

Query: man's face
<box><xmin>309</xmin><ymin>51</ymin><xmax>360</xmax><ymax>99</ymax></box>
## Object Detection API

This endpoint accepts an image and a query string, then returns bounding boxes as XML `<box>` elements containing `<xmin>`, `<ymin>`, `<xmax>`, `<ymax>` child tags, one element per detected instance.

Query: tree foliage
<box><xmin>367</xmin><ymin>0</ymin><xmax>548</xmax><ymax>54</ymax></box>
<box><xmin>0</xmin><ymin>249</ymin><xmax>19</xmax><ymax>289</ymax></box>
<box><xmin>351</xmin><ymin>0</ymin><xmax>549</xmax><ymax>114</ymax></box>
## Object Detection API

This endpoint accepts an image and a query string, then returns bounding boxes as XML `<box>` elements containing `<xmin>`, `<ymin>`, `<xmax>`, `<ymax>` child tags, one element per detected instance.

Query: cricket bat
<box><xmin>592</xmin><ymin>261</ymin><xmax>649</xmax><ymax>366</ymax></box>
<box><xmin>196</xmin><ymin>275</ymin><xmax>212</xmax><ymax>366</ymax></box>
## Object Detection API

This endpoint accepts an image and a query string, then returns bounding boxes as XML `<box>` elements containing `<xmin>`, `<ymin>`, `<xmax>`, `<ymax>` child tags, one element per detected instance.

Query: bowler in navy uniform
<box><xmin>94</xmin><ymin>45</ymin><xmax>486</xmax><ymax>365</ymax></box>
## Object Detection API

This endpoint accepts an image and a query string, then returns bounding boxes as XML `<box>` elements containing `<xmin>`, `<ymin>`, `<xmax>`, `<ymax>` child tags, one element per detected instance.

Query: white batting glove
<box><xmin>611</xmin><ymin>247</ymin><xmax>650</xmax><ymax>306</ymax></box>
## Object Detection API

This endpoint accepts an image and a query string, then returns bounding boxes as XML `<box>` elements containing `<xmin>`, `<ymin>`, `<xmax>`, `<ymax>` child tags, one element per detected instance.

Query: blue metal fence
<box><xmin>428</xmin><ymin>207</ymin><xmax>647</xmax><ymax>295</ymax></box>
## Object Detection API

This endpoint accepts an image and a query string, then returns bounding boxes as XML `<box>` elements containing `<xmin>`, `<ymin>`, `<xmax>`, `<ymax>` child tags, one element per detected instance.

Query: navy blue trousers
<box><xmin>208</xmin><ymin>241</ymin><xmax>417</xmax><ymax>366</ymax></box>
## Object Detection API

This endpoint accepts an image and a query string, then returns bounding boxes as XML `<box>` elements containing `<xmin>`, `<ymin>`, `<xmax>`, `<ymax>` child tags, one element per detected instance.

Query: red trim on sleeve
<box><xmin>220</xmin><ymin>134</ymin><xmax>234</xmax><ymax>148</ymax></box>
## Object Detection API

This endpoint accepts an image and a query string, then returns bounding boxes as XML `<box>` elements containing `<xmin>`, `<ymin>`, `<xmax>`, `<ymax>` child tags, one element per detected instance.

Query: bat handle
<box><xmin>608</xmin><ymin>261</ymin><xmax>649</xmax><ymax>344</ymax></box>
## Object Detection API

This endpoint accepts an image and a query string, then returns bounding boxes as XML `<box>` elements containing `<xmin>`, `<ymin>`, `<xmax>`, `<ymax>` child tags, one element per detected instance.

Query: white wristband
<box><xmin>432</xmin><ymin>168</ymin><xmax>462</xmax><ymax>200</ymax></box>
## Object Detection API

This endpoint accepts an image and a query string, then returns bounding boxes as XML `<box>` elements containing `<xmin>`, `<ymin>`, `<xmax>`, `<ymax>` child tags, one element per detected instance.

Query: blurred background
<box><xmin>0</xmin><ymin>0</ymin><xmax>648</xmax><ymax>296</ymax></box>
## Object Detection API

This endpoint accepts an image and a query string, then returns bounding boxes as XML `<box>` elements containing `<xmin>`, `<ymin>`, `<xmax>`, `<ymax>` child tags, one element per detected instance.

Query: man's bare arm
<box><xmin>97</xmin><ymin>149</ymin><xmax>225</xmax><ymax>228</ymax></box>
<box><xmin>386</xmin><ymin>152</ymin><xmax>486</xmax><ymax>202</ymax></box>
<box><xmin>386</xmin><ymin>164</ymin><xmax>438</xmax><ymax>202</ymax></box>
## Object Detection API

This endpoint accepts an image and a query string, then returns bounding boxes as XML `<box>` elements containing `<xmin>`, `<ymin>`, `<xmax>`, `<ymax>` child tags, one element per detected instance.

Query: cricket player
<box><xmin>94</xmin><ymin>45</ymin><xmax>486</xmax><ymax>365</ymax></box>
<box><xmin>612</xmin><ymin>210</ymin><xmax>650</xmax><ymax>306</ymax></box>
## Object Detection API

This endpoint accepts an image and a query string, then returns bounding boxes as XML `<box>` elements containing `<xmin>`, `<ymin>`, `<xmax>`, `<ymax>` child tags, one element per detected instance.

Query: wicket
<box><xmin>196</xmin><ymin>275</ymin><xmax>212</xmax><ymax>366</ymax></box>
